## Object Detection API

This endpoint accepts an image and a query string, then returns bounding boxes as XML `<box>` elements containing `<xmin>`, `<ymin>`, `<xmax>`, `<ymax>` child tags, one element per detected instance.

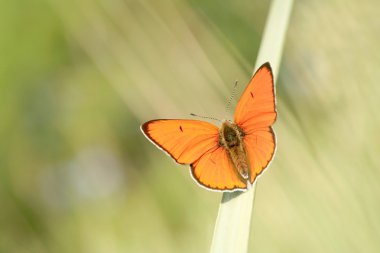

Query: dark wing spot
<box><xmin>250</xmin><ymin>92</ymin><xmax>254</xmax><ymax>99</ymax></box>
<box><xmin>179</xmin><ymin>126</ymin><xmax>183</xmax><ymax>132</ymax></box>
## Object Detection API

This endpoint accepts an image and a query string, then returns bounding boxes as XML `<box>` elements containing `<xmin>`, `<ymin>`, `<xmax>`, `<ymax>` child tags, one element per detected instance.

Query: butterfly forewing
<box><xmin>141</xmin><ymin>119</ymin><xmax>219</xmax><ymax>164</ymax></box>
<box><xmin>234</xmin><ymin>62</ymin><xmax>276</xmax><ymax>129</ymax></box>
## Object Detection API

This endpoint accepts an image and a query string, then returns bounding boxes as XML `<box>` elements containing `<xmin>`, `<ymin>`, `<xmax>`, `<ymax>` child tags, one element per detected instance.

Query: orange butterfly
<box><xmin>141</xmin><ymin>62</ymin><xmax>276</xmax><ymax>192</ymax></box>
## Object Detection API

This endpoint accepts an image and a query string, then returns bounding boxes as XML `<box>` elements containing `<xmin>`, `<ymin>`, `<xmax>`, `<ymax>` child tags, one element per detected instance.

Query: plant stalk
<box><xmin>209</xmin><ymin>1</ymin><xmax>293</xmax><ymax>252</ymax></box>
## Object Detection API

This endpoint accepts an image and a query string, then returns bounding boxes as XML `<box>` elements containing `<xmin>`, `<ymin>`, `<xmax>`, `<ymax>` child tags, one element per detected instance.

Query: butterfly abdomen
<box><xmin>220</xmin><ymin>121</ymin><xmax>250</xmax><ymax>181</ymax></box>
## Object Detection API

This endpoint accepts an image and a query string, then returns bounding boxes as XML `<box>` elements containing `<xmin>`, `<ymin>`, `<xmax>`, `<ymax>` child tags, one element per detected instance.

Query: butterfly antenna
<box><xmin>225</xmin><ymin>80</ymin><xmax>238</xmax><ymax>115</ymax></box>
<box><xmin>190</xmin><ymin>113</ymin><xmax>222</xmax><ymax>122</ymax></box>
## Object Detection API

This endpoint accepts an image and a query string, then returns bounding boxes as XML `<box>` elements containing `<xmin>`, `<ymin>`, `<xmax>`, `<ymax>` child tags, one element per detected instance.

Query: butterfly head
<box><xmin>219</xmin><ymin>121</ymin><xmax>245</xmax><ymax>147</ymax></box>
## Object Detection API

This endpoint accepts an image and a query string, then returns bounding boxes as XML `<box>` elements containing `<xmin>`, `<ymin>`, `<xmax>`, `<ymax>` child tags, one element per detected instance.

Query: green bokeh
<box><xmin>1</xmin><ymin>0</ymin><xmax>380</xmax><ymax>252</ymax></box>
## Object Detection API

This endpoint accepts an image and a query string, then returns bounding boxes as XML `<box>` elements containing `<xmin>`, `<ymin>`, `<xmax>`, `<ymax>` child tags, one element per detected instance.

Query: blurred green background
<box><xmin>1</xmin><ymin>0</ymin><xmax>380</xmax><ymax>252</ymax></box>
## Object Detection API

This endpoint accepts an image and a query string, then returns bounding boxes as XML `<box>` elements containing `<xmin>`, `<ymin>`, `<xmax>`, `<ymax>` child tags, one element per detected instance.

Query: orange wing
<box><xmin>141</xmin><ymin>119</ymin><xmax>247</xmax><ymax>191</ymax></box>
<box><xmin>234</xmin><ymin>62</ymin><xmax>277</xmax><ymax>184</ymax></box>
<box><xmin>190</xmin><ymin>146</ymin><xmax>247</xmax><ymax>191</ymax></box>
<box><xmin>234</xmin><ymin>62</ymin><xmax>276</xmax><ymax>129</ymax></box>
<box><xmin>243</xmin><ymin>127</ymin><xmax>276</xmax><ymax>183</ymax></box>
<box><xmin>141</xmin><ymin>119</ymin><xmax>219</xmax><ymax>164</ymax></box>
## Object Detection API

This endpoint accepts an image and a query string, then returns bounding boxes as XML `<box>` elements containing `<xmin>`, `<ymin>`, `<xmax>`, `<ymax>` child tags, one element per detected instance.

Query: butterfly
<box><xmin>141</xmin><ymin>62</ymin><xmax>276</xmax><ymax>192</ymax></box>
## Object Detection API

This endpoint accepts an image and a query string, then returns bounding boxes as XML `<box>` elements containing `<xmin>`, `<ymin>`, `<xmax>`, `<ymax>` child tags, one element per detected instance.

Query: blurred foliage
<box><xmin>1</xmin><ymin>0</ymin><xmax>380</xmax><ymax>252</ymax></box>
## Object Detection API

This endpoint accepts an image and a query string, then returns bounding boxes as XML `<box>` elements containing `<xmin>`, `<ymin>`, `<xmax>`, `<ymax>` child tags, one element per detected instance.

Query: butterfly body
<box><xmin>219</xmin><ymin>121</ymin><xmax>250</xmax><ymax>181</ymax></box>
<box><xmin>142</xmin><ymin>62</ymin><xmax>276</xmax><ymax>192</ymax></box>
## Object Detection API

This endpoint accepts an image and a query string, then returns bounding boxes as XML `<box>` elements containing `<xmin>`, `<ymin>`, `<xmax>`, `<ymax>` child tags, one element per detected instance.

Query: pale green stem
<box><xmin>209</xmin><ymin>1</ymin><xmax>293</xmax><ymax>253</ymax></box>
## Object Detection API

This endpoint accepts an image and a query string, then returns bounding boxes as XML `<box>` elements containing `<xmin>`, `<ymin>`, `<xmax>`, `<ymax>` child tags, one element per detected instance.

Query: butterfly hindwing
<box><xmin>190</xmin><ymin>146</ymin><xmax>247</xmax><ymax>191</ymax></box>
<box><xmin>243</xmin><ymin>127</ymin><xmax>276</xmax><ymax>184</ymax></box>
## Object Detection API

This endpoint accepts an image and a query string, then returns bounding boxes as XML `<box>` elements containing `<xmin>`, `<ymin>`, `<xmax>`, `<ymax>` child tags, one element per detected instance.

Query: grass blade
<box><xmin>210</xmin><ymin>1</ymin><xmax>293</xmax><ymax>252</ymax></box>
